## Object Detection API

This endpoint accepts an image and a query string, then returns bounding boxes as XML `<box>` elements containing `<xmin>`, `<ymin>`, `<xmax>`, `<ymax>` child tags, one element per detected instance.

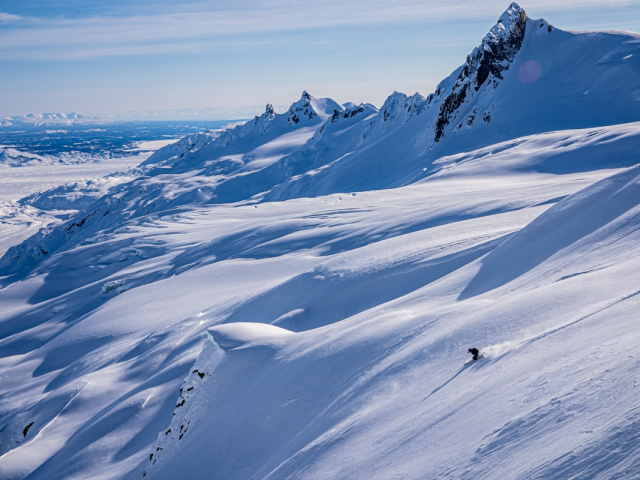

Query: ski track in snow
<box><xmin>2</xmin><ymin>3</ymin><xmax>640</xmax><ymax>479</ymax></box>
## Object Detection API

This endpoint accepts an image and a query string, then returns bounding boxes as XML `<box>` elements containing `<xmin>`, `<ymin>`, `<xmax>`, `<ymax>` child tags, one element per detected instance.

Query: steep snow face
<box><xmin>421</xmin><ymin>9</ymin><xmax>640</xmax><ymax>151</ymax></box>
<box><xmin>3</xmin><ymin>7</ymin><xmax>640</xmax><ymax>280</ymax></box>
<box><xmin>60</xmin><ymin>4</ymin><xmax>640</xmax><ymax>208</ymax></box>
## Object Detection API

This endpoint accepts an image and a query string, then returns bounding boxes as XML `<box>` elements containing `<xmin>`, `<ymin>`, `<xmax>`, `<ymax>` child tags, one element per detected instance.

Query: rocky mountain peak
<box><xmin>431</xmin><ymin>3</ymin><xmax>527</xmax><ymax>143</ymax></box>
<box><xmin>287</xmin><ymin>91</ymin><xmax>319</xmax><ymax>125</ymax></box>
<box><xmin>467</xmin><ymin>2</ymin><xmax>527</xmax><ymax>91</ymax></box>
<box><xmin>378</xmin><ymin>91</ymin><xmax>426</xmax><ymax>125</ymax></box>
<box><xmin>265</xmin><ymin>103</ymin><xmax>275</xmax><ymax>117</ymax></box>
<box><xmin>494</xmin><ymin>3</ymin><xmax>525</xmax><ymax>38</ymax></box>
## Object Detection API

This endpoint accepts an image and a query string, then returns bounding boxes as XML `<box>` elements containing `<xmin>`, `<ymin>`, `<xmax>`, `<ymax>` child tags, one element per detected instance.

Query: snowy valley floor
<box><xmin>1</xmin><ymin>126</ymin><xmax>640</xmax><ymax>479</ymax></box>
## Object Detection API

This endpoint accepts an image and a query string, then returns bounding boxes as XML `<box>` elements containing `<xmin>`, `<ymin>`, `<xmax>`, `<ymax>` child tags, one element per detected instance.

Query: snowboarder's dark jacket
<box><xmin>468</xmin><ymin>348</ymin><xmax>479</xmax><ymax>360</ymax></box>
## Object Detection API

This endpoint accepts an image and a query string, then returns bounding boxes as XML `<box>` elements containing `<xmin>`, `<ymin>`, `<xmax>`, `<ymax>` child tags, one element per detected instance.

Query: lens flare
<box><xmin>519</xmin><ymin>60</ymin><xmax>542</xmax><ymax>83</ymax></box>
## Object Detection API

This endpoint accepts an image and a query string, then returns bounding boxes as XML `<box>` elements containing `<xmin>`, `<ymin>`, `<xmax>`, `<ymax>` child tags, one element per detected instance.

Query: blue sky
<box><xmin>1</xmin><ymin>0</ymin><xmax>639</xmax><ymax>118</ymax></box>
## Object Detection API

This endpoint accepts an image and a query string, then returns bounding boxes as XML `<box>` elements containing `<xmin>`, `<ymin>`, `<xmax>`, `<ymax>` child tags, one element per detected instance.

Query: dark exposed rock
<box><xmin>23</xmin><ymin>422</ymin><xmax>34</xmax><ymax>437</ymax></box>
<box><xmin>65</xmin><ymin>208</ymin><xmax>101</xmax><ymax>233</ymax></box>
<box><xmin>331</xmin><ymin>105</ymin><xmax>365</xmax><ymax>124</ymax></box>
<box><xmin>434</xmin><ymin>84</ymin><xmax>469</xmax><ymax>142</ymax></box>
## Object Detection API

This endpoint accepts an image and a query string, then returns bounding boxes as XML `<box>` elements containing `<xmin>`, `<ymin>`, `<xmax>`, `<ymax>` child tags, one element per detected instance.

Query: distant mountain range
<box><xmin>2</xmin><ymin>106</ymin><xmax>289</xmax><ymax>126</ymax></box>
<box><xmin>1</xmin><ymin>112</ymin><xmax>97</xmax><ymax>126</ymax></box>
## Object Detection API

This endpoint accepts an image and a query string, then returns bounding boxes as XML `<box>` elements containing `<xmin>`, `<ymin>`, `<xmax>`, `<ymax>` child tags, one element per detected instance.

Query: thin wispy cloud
<box><xmin>1</xmin><ymin>0</ymin><xmax>637</xmax><ymax>60</ymax></box>
<box><xmin>0</xmin><ymin>12</ymin><xmax>26</xmax><ymax>23</ymax></box>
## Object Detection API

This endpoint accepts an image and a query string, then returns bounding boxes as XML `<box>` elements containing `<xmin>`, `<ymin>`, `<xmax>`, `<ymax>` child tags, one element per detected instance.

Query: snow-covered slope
<box><xmin>0</xmin><ymin>123</ymin><xmax>637</xmax><ymax>479</ymax></box>
<box><xmin>1</xmin><ymin>3</ymin><xmax>640</xmax><ymax>480</ymax></box>
<box><xmin>144</xmin><ymin>163</ymin><xmax>640</xmax><ymax>480</ymax></box>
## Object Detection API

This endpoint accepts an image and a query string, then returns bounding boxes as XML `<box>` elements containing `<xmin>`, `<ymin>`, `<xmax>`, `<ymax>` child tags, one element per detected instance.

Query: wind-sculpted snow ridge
<box><xmin>143</xmin><ymin>324</ymin><xmax>294</xmax><ymax>478</ymax></box>
<box><xmin>1</xmin><ymin>125</ymin><xmax>640</xmax><ymax>479</ymax></box>
<box><xmin>2</xmin><ymin>1</ymin><xmax>640</xmax><ymax>279</ymax></box>
<box><xmin>200</xmin><ymin>92</ymin><xmax>340</xmax><ymax>149</ymax></box>
<box><xmin>150</xmin><ymin>3</ymin><xmax>640</xmax><ymax>198</ymax></box>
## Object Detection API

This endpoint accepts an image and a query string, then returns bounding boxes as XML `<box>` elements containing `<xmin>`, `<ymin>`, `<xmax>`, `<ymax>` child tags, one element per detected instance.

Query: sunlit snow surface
<box><xmin>2</xmin><ymin>7</ymin><xmax>640</xmax><ymax>480</ymax></box>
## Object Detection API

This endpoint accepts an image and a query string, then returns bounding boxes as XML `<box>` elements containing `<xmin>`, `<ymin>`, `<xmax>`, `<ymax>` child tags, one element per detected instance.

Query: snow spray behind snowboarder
<box><xmin>468</xmin><ymin>348</ymin><xmax>480</xmax><ymax>361</ymax></box>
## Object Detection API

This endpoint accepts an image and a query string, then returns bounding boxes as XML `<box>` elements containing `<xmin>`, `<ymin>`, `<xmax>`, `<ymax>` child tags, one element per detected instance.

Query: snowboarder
<box><xmin>468</xmin><ymin>348</ymin><xmax>480</xmax><ymax>361</ymax></box>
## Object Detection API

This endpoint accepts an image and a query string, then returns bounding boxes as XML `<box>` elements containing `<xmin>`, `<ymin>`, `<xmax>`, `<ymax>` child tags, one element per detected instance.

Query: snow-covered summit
<box><xmin>465</xmin><ymin>1</ymin><xmax>527</xmax><ymax>92</ymax></box>
<box><xmin>207</xmin><ymin>103</ymin><xmax>277</xmax><ymax>148</ymax></box>
<box><xmin>329</xmin><ymin>103</ymin><xmax>377</xmax><ymax>125</ymax></box>
<box><xmin>491</xmin><ymin>2</ymin><xmax>527</xmax><ymax>41</ymax></box>
<box><xmin>287</xmin><ymin>91</ymin><xmax>319</xmax><ymax>125</ymax></box>
<box><xmin>287</xmin><ymin>91</ymin><xmax>342</xmax><ymax>126</ymax></box>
